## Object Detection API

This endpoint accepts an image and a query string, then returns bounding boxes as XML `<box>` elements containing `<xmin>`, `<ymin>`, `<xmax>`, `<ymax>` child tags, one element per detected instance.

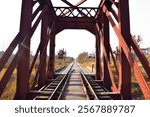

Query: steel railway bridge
<box><xmin>0</xmin><ymin>0</ymin><xmax>150</xmax><ymax>100</ymax></box>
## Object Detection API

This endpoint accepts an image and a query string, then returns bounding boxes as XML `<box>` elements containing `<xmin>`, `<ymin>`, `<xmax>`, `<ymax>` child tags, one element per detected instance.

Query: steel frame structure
<box><xmin>0</xmin><ymin>0</ymin><xmax>150</xmax><ymax>100</ymax></box>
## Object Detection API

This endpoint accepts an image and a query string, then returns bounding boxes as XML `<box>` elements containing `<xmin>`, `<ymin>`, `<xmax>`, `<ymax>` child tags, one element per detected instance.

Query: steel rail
<box><xmin>80</xmin><ymin>71</ymin><xmax>99</xmax><ymax>100</ymax></box>
<box><xmin>48</xmin><ymin>62</ymin><xmax>74</xmax><ymax>100</ymax></box>
<box><xmin>78</xmin><ymin>64</ymin><xmax>99</xmax><ymax>100</ymax></box>
<box><xmin>27</xmin><ymin>63</ymin><xmax>74</xmax><ymax>100</ymax></box>
<box><xmin>57</xmin><ymin>70</ymin><xmax>72</xmax><ymax>100</ymax></box>
<box><xmin>78</xmin><ymin>63</ymin><xmax>119</xmax><ymax>100</ymax></box>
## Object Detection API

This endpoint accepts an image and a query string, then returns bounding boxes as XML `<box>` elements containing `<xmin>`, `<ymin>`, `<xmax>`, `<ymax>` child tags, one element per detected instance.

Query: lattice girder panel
<box><xmin>54</xmin><ymin>7</ymin><xmax>99</xmax><ymax>17</ymax></box>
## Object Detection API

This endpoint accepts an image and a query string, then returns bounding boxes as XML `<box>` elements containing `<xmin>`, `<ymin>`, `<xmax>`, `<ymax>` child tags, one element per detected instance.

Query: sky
<box><xmin>0</xmin><ymin>0</ymin><xmax>150</xmax><ymax>58</ymax></box>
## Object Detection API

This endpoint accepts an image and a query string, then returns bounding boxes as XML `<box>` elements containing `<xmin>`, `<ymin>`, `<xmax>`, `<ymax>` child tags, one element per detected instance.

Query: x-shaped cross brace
<box><xmin>61</xmin><ymin>0</ymin><xmax>88</xmax><ymax>17</ymax></box>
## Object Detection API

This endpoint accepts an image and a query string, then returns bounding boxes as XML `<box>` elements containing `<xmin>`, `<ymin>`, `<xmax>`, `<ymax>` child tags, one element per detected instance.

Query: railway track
<box><xmin>25</xmin><ymin>62</ymin><xmax>121</xmax><ymax>100</ymax></box>
<box><xmin>78</xmin><ymin>64</ymin><xmax>121</xmax><ymax>100</ymax></box>
<box><xmin>80</xmin><ymin>71</ymin><xmax>121</xmax><ymax>100</ymax></box>
<box><xmin>25</xmin><ymin>62</ymin><xmax>74</xmax><ymax>100</ymax></box>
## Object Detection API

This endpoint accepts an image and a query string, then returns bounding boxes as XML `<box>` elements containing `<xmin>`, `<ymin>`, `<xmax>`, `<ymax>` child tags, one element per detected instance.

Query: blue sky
<box><xmin>0</xmin><ymin>0</ymin><xmax>150</xmax><ymax>58</ymax></box>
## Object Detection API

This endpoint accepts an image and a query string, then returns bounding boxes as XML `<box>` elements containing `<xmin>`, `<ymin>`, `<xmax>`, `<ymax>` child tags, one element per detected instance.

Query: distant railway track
<box><xmin>25</xmin><ymin>62</ymin><xmax>121</xmax><ymax>100</ymax></box>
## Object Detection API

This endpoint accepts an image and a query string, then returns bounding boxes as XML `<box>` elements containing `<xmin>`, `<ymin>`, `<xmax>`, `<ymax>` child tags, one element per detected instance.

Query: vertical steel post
<box><xmin>48</xmin><ymin>33</ymin><xmax>55</xmax><ymax>79</ymax></box>
<box><xmin>95</xmin><ymin>24</ymin><xmax>101</xmax><ymax>80</ymax></box>
<box><xmin>118</xmin><ymin>0</ymin><xmax>132</xmax><ymax>99</ymax></box>
<box><xmin>103</xmin><ymin>13</ymin><xmax>111</xmax><ymax>90</ymax></box>
<box><xmin>38</xmin><ymin>8</ymin><xmax>49</xmax><ymax>87</ymax></box>
<box><xmin>15</xmin><ymin>0</ymin><xmax>32</xmax><ymax>99</ymax></box>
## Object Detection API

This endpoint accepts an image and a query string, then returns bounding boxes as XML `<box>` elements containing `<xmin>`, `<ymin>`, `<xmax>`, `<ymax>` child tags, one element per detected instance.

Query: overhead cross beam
<box><xmin>73</xmin><ymin>0</ymin><xmax>87</xmax><ymax>6</ymax></box>
<box><xmin>61</xmin><ymin>0</ymin><xmax>88</xmax><ymax>17</ymax></box>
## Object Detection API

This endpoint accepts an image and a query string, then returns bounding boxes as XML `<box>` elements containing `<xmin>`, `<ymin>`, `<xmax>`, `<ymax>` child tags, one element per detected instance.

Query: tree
<box><xmin>57</xmin><ymin>48</ymin><xmax>67</xmax><ymax>66</ymax></box>
<box><xmin>77</xmin><ymin>52</ymin><xmax>88</xmax><ymax>63</ymax></box>
<box><xmin>57</xmin><ymin>48</ymin><xmax>66</xmax><ymax>59</ymax></box>
<box><xmin>134</xmin><ymin>35</ymin><xmax>143</xmax><ymax>47</ymax></box>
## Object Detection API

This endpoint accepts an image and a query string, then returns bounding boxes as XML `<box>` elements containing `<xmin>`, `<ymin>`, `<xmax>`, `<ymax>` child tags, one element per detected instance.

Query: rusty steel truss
<box><xmin>0</xmin><ymin>0</ymin><xmax>150</xmax><ymax>100</ymax></box>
